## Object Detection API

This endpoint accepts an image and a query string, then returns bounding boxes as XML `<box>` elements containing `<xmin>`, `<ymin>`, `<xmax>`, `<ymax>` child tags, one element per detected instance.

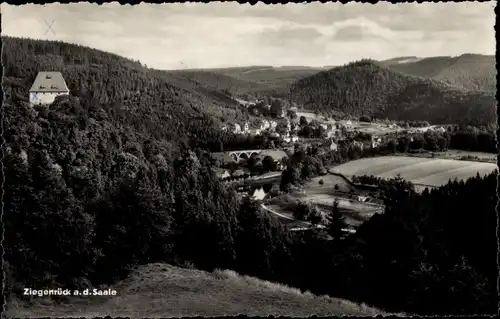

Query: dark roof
<box><xmin>29</xmin><ymin>72</ymin><xmax>69</xmax><ymax>93</ymax></box>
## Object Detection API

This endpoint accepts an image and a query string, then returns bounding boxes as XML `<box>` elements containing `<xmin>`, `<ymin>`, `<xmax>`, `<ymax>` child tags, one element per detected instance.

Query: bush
<box><xmin>319</xmin><ymin>179</ymin><xmax>324</xmax><ymax>185</ymax></box>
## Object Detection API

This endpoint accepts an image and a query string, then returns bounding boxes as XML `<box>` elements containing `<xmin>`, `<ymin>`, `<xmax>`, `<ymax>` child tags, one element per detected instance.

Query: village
<box><xmin>212</xmin><ymin>97</ymin><xmax>449</xmax><ymax>182</ymax></box>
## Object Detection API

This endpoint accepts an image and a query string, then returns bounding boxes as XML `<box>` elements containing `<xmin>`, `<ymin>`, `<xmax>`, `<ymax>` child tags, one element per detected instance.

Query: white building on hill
<box><xmin>29</xmin><ymin>71</ymin><xmax>69</xmax><ymax>106</ymax></box>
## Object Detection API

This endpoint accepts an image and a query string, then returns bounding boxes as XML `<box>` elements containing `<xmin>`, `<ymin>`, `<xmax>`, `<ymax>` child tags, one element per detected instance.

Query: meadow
<box><xmin>332</xmin><ymin>156</ymin><xmax>497</xmax><ymax>187</ymax></box>
<box><xmin>5</xmin><ymin>263</ymin><xmax>386</xmax><ymax>318</ymax></box>
<box><xmin>266</xmin><ymin>174</ymin><xmax>383</xmax><ymax>227</ymax></box>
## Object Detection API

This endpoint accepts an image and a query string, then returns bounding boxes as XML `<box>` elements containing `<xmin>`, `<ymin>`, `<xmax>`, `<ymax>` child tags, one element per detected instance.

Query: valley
<box><xmin>2</xmin><ymin>2</ymin><xmax>497</xmax><ymax>317</ymax></box>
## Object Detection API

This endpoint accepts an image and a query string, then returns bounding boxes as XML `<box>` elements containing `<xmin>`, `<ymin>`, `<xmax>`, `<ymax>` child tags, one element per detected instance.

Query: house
<box><xmin>356</xmin><ymin>196</ymin><xmax>369</xmax><ymax>202</ymax></box>
<box><xmin>252</xmin><ymin>187</ymin><xmax>266</xmax><ymax>200</ymax></box>
<box><xmin>249</xmin><ymin>128</ymin><xmax>261</xmax><ymax>136</ymax></box>
<box><xmin>221</xmin><ymin>125</ymin><xmax>228</xmax><ymax>132</ymax></box>
<box><xmin>242</xmin><ymin>122</ymin><xmax>250</xmax><ymax>134</ymax></box>
<box><xmin>29</xmin><ymin>71</ymin><xmax>69</xmax><ymax>106</ymax></box>
<box><xmin>260</xmin><ymin>119</ymin><xmax>270</xmax><ymax>131</ymax></box>
<box><xmin>232</xmin><ymin>123</ymin><xmax>242</xmax><ymax>134</ymax></box>
<box><xmin>283</xmin><ymin>134</ymin><xmax>298</xmax><ymax>143</ymax></box>
<box><xmin>213</xmin><ymin>168</ymin><xmax>231</xmax><ymax>180</ymax></box>
<box><xmin>279</xmin><ymin>108</ymin><xmax>286</xmax><ymax>118</ymax></box>
<box><xmin>345</xmin><ymin>120</ymin><xmax>353</xmax><ymax>128</ymax></box>
<box><xmin>320</xmin><ymin>124</ymin><xmax>328</xmax><ymax>130</ymax></box>
<box><xmin>269</xmin><ymin>121</ymin><xmax>278</xmax><ymax>131</ymax></box>
<box><xmin>433</xmin><ymin>126</ymin><xmax>446</xmax><ymax>133</ymax></box>
<box><xmin>371</xmin><ymin>135</ymin><xmax>383</xmax><ymax>148</ymax></box>
<box><xmin>232</xmin><ymin>169</ymin><xmax>245</xmax><ymax>178</ymax></box>
<box><xmin>329</xmin><ymin>140</ymin><xmax>338</xmax><ymax>152</ymax></box>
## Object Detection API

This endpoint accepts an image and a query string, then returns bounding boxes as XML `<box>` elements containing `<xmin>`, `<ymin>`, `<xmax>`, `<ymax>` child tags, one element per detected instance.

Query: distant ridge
<box><xmin>289</xmin><ymin>59</ymin><xmax>496</xmax><ymax>126</ymax></box>
<box><xmin>382</xmin><ymin>54</ymin><xmax>496</xmax><ymax>92</ymax></box>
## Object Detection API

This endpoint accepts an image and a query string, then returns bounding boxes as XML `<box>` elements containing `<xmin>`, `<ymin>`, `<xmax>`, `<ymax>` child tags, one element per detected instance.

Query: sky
<box><xmin>1</xmin><ymin>2</ymin><xmax>496</xmax><ymax>70</ymax></box>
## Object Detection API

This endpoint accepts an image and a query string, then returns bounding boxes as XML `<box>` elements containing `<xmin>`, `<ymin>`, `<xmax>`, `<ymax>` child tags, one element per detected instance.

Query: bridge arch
<box><xmin>231</xmin><ymin>153</ymin><xmax>238</xmax><ymax>162</ymax></box>
<box><xmin>239</xmin><ymin>152</ymin><xmax>249</xmax><ymax>161</ymax></box>
<box><xmin>227</xmin><ymin>149</ymin><xmax>265</xmax><ymax>163</ymax></box>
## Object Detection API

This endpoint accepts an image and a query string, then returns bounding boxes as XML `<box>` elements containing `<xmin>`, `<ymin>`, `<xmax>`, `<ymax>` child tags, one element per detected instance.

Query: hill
<box><xmin>209</xmin><ymin>65</ymin><xmax>325</xmax><ymax>91</ymax></box>
<box><xmin>2</xmin><ymin>36</ymin><xmax>256</xmax><ymax>126</ymax></box>
<box><xmin>2</xmin><ymin>36</ymin><xmax>249</xmax><ymax>300</ymax></box>
<box><xmin>159</xmin><ymin>69</ymin><xmax>276</xmax><ymax>100</ymax></box>
<box><xmin>382</xmin><ymin>54</ymin><xmax>496</xmax><ymax>92</ymax></box>
<box><xmin>5</xmin><ymin>263</ymin><xmax>386</xmax><ymax>317</ymax></box>
<box><xmin>288</xmin><ymin>60</ymin><xmax>496</xmax><ymax>126</ymax></box>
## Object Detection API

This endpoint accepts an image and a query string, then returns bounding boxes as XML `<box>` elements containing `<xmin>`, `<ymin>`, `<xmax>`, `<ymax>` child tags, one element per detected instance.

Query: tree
<box><xmin>287</xmin><ymin>109</ymin><xmax>297</xmax><ymax>119</ymax></box>
<box><xmin>293</xmin><ymin>201</ymin><xmax>310</xmax><ymax>221</ymax></box>
<box><xmin>262</xmin><ymin>155</ymin><xmax>277</xmax><ymax>172</ymax></box>
<box><xmin>275</xmin><ymin>120</ymin><xmax>289</xmax><ymax>136</ymax></box>
<box><xmin>270</xmin><ymin>98</ymin><xmax>284</xmax><ymax>118</ymax></box>
<box><xmin>397</xmin><ymin>136</ymin><xmax>411</xmax><ymax>153</ymax></box>
<box><xmin>308</xmin><ymin>207</ymin><xmax>323</xmax><ymax>226</ymax></box>
<box><xmin>387</xmin><ymin>139</ymin><xmax>397</xmax><ymax>153</ymax></box>
<box><xmin>326</xmin><ymin>199</ymin><xmax>346</xmax><ymax>239</ymax></box>
<box><xmin>299</xmin><ymin>116</ymin><xmax>308</xmax><ymax>126</ymax></box>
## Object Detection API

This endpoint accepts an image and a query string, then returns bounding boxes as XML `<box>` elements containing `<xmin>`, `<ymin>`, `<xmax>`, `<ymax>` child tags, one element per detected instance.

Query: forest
<box><xmin>288</xmin><ymin>60</ymin><xmax>497</xmax><ymax>127</ymax></box>
<box><xmin>3</xmin><ymin>37</ymin><xmax>497</xmax><ymax>316</ymax></box>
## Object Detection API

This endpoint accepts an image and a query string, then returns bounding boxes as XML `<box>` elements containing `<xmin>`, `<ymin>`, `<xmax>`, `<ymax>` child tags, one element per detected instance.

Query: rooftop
<box><xmin>29</xmin><ymin>71</ymin><xmax>69</xmax><ymax>93</ymax></box>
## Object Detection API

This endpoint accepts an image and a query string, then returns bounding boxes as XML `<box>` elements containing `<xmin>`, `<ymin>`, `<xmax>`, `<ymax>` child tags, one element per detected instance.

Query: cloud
<box><xmin>258</xmin><ymin>25</ymin><xmax>325</xmax><ymax>46</ymax></box>
<box><xmin>1</xmin><ymin>2</ymin><xmax>495</xmax><ymax>69</ymax></box>
<box><xmin>333</xmin><ymin>25</ymin><xmax>382</xmax><ymax>42</ymax></box>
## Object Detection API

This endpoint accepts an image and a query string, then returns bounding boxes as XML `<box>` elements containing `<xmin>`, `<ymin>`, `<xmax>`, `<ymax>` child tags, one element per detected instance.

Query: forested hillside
<box><xmin>289</xmin><ymin>60</ymin><xmax>496</xmax><ymax>126</ymax></box>
<box><xmin>159</xmin><ymin>69</ymin><xmax>275</xmax><ymax>100</ymax></box>
<box><xmin>2</xmin><ymin>36</ymin><xmax>254</xmax><ymax>126</ymax></box>
<box><xmin>2</xmin><ymin>36</ymin><xmax>253</xmax><ymax>294</ymax></box>
<box><xmin>383</xmin><ymin>54</ymin><xmax>496</xmax><ymax>92</ymax></box>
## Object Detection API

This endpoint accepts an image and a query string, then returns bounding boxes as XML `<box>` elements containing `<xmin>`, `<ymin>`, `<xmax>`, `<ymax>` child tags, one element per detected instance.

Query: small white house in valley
<box><xmin>232</xmin><ymin>123</ymin><xmax>242</xmax><ymax>134</ymax></box>
<box><xmin>29</xmin><ymin>72</ymin><xmax>69</xmax><ymax>106</ymax></box>
<box><xmin>243</xmin><ymin>122</ymin><xmax>250</xmax><ymax>134</ymax></box>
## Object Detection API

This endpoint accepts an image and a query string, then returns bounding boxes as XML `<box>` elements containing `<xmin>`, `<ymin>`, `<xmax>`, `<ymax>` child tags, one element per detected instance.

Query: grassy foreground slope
<box><xmin>289</xmin><ymin>60</ymin><xmax>496</xmax><ymax>126</ymax></box>
<box><xmin>383</xmin><ymin>54</ymin><xmax>496</xmax><ymax>92</ymax></box>
<box><xmin>6</xmin><ymin>263</ymin><xmax>387</xmax><ymax>318</ymax></box>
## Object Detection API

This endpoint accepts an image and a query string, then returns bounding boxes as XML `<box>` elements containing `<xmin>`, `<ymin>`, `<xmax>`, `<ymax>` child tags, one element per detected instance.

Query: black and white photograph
<box><xmin>2</xmin><ymin>1</ymin><xmax>497</xmax><ymax>317</ymax></box>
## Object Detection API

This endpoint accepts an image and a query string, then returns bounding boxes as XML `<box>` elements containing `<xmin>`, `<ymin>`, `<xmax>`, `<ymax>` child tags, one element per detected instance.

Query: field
<box><xmin>398</xmin><ymin>149</ymin><xmax>496</xmax><ymax>163</ymax></box>
<box><xmin>333</xmin><ymin>156</ymin><xmax>497</xmax><ymax>187</ymax></box>
<box><xmin>266</xmin><ymin>175</ymin><xmax>383</xmax><ymax>227</ymax></box>
<box><xmin>5</xmin><ymin>263</ymin><xmax>387</xmax><ymax>318</ymax></box>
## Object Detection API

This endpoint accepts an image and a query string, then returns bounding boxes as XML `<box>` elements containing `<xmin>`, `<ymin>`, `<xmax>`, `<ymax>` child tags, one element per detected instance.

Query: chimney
<box><xmin>46</xmin><ymin>75</ymin><xmax>52</xmax><ymax>79</ymax></box>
